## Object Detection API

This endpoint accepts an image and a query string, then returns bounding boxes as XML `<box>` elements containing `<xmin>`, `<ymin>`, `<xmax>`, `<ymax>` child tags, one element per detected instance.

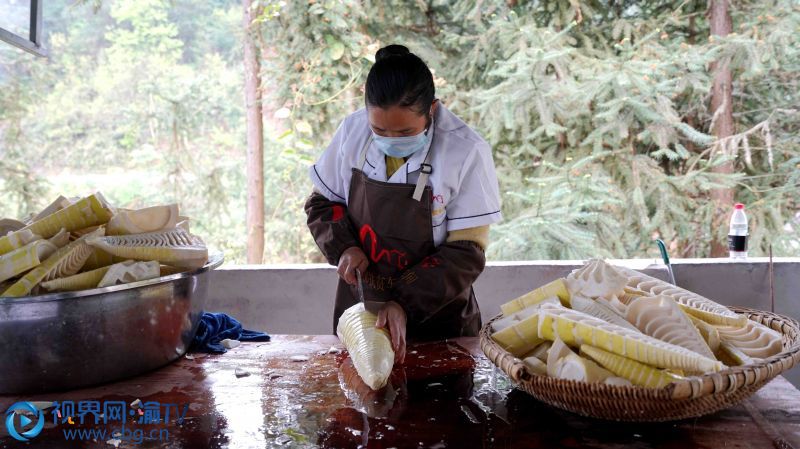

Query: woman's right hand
<box><xmin>338</xmin><ymin>246</ymin><xmax>369</xmax><ymax>285</ymax></box>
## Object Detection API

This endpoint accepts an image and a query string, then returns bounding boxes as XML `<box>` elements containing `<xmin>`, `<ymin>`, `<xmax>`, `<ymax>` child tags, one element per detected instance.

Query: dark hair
<box><xmin>365</xmin><ymin>44</ymin><xmax>435</xmax><ymax>116</ymax></box>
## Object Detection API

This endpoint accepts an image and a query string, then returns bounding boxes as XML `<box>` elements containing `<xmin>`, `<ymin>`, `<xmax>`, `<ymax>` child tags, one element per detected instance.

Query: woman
<box><xmin>305</xmin><ymin>45</ymin><xmax>502</xmax><ymax>363</ymax></box>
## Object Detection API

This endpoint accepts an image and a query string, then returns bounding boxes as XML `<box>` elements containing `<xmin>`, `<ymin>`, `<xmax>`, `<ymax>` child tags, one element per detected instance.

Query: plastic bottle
<box><xmin>728</xmin><ymin>203</ymin><xmax>748</xmax><ymax>259</ymax></box>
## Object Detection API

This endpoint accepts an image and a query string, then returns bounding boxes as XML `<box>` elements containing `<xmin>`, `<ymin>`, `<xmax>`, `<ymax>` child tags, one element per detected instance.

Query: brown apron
<box><xmin>332</xmin><ymin>132</ymin><xmax>482</xmax><ymax>341</ymax></box>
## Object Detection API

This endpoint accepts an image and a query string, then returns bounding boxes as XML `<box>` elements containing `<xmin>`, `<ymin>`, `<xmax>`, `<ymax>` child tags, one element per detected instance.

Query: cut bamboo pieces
<box><xmin>566</xmin><ymin>258</ymin><xmax>628</xmax><ymax>299</ymax></box>
<box><xmin>71</xmin><ymin>226</ymin><xmax>102</xmax><ymax>238</ymax></box>
<box><xmin>687</xmin><ymin>315</ymin><xmax>721</xmax><ymax>352</ymax></box>
<box><xmin>718</xmin><ymin>341</ymin><xmax>754</xmax><ymax>366</ymax></box>
<box><xmin>0</xmin><ymin>229</ymin><xmax>41</xmax><ymax>256</ymax></box>
<box><xmin>537</xmin><ymin>303</ymin><xmax>724</xmax><ymax>373</ymax></box>
<box><xmin>490</xmin><ymin>259</ymin><xmax>789</xmax><ymax>395</ymax></box>
<box><xmin>714</xmin><ymin>319</ymin><xmax>783</xmax><ymax>360</ymax></box>
<box><xmin>1</xmin><ymin>229</ymin><xmax>103</xmax><ymax>297</ymax></box>
<box><xmin>82</xmin><ymin>248</ymin><xmax>114</xmax><ymax>271</ymax></box>
<box><xmin>545</xmin><ymin>336</ymin><xmax>615</xmax><ymax>382</ymax></box>
<box><xmin>0</xmin><ymin>194</ymin><xmax>215</xmax><ymax>297</ymax></box>
<box><xmin>604</xmin><ymin>377</ymin><xmax>634</xmax><ymax>386</ymax></box>
<box><xmin>522</xmin><ymin>356</ymin><xmax>548</xmax><ymax>376</ymax></box>
<box><xmin>581</xmin><ymin>345</ymin><xmax>685</xmax><ymax>388</ymax></box>
<box><xmin>500</xmin><ymin>278</ymin><xmax>570</xmax><ymax>315</ymax></box>
<box><xmin>618</xmin><ymin>267</ymin><xmax>747</xmax><ymax>327</ymax></box>
<box><xmin>87</xmin><ymin>227</ymin><xmax>208</xmax><ymax>269</ymax></box>
<box><xmin>554</xmin><ymin>353</ymin><xmax>616</xmax><ymax>383</ymax></box>
<box><xmin>0</xmin><ymin>193</ymin><xmax>113</xmax><ymax>256</ymax></box>
<box><xmin>107</xmin><ymin>204</ymin><xmax>180</xmax><ymax>235</ymax></box>
<box><xmin>491</xmin><ymin>297</ymin><xmax>559</xmax><ymax>333</ymax></box>
<box><xmin>176</xmin><ymin>218</ymin><xmax>191</xmax><ymax>232</ymax></box>
<box><xmin>491</xmin><ymin>313</ymin><xmax>544</xmax><ymax>357</ymax></box>
<box><xmin>41</xmin><ymin>266</ymin><xmax>112</xmax><ymax>292</ymax></box>
<box><xmin>28</xmin><ymin>195</ymin><xmax>72</xmax><ymax>224</ymax></box>
<box><xmin>0</xmin><ymin>239</ymin><xmax>58</xmax><ymax>284</ymax></box>
<box><xmin>48</xmin><ymin>228</ymin><xmax>70</xmax><ymax>248</ymax></box>
<box><xmin>625</xmin><ymin>295</ymin><xmax>716</xmax><ymax>360</ymax></box>
<box><xmin>547</xmin><ymin>337</ymin><xmax>574</xmax><ymax>377</ymax></box>
<box><xmin>524</xmin><ymin>341</ymin><xmax>552</xmax><ymax>363</ymax></box>
<box><xmin>570</xmin><ymin>294</ymin><xmax>639</xmax><ymax>332</ymax></box>
<box><xmin>336</xmin><ymin>302</ymin><xmax>395</xmax><ymax>390</ymax></box>
<box><xmin>97</xmin><ymin>260</ymin><xmax>160</xmax><ymax>288</ymax></box>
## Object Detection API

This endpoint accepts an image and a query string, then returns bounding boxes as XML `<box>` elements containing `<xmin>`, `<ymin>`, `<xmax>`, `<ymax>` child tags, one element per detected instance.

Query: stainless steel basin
<box><xmin>0</xmin><ymin>253</ymin><xmax>224</xmax><ymax>394</ymax></box>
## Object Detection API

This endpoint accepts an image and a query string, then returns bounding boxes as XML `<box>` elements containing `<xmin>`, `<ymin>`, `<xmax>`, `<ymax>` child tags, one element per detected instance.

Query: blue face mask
<box><xmin>372</xmin><ymin>119</ymin><xmax>433</xmax><ymax>158</ymax></box>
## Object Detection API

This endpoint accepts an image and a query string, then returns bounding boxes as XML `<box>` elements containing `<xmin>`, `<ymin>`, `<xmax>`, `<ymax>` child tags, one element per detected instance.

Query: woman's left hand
<box><xmin>375</xmin><ymin>301</ymin><xmax>407</xmax><ymax>364</ymax></box>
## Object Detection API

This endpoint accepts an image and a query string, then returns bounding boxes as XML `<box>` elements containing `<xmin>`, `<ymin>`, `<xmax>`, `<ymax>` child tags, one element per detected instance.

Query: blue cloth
<box><xmin>190</xmin><ymin>312</ymin><xmax>270</xmax><ymax>353</ymax></box>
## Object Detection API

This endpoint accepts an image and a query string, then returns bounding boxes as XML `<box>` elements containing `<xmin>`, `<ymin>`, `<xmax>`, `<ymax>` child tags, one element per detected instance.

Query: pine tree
<box><xmin>255</xmin><ymin>0</ymin><xmax>800</xmax><ymax>260</ymax></box>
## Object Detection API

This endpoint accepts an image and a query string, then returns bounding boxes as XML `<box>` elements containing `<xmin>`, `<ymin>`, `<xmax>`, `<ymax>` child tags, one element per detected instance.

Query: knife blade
<box><xmin>355</xmin><ymin>269</ymin><xmax>383</xmax><ymax>314</ymax></box>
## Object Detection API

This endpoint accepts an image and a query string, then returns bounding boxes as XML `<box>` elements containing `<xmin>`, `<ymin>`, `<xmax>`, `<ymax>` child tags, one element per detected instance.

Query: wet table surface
<box><xmin>1</xmin><ymin>335</ymin><xmax>799</xmax><ymax>449</ymax></box>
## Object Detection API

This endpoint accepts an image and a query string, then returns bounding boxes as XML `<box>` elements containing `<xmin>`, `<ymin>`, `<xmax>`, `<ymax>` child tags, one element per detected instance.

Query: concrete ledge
<box><xmin>205</xmin><ymin>258</ymin><xmax>800</xmax><ymax>387</ymax></box>
<box><xmin>207</xmin><ymin>258</ymin><xmax>799</xmax><ymax>333</ymax></box>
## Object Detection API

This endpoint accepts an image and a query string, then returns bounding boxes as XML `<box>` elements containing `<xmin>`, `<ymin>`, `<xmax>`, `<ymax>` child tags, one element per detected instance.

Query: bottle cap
<box><xmin>734</xmin><ymin>203</ymin><xmax>745</xmax><ymax>210</ymax></box>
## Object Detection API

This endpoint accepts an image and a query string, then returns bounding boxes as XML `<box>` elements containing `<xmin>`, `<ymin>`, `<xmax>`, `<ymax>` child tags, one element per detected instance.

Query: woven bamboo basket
<box><xmin>480</xmin><ymin>306</ymin><xmax>800</xmax><ymax>422</ymax></box>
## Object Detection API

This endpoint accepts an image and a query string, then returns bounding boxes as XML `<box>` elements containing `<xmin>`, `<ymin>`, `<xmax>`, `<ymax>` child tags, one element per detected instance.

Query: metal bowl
<box><xmin>0</xmin><ymin>252</ymin><xmax>224</xmax><ymax>394</ymax></box>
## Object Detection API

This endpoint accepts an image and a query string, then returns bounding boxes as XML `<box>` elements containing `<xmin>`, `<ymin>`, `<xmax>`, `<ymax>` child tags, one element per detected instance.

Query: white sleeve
<box><xmin>309</xmin><ymin>119</ymin><xmax>348</xmax><ymax>202</ymax></box>
<box><xmin>446</xmin><ymin>141</ymin><xmax>503</xmax><ymax>231</ymax></box>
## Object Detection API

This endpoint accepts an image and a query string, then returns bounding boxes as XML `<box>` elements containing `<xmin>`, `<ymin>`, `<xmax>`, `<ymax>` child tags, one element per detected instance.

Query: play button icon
<box><xmin>5</xmin><ymin>402</ymin><xmax>45</xmax><ymax>442</ymax></box>
<box><xmin>19</xmin><ymin>414</ymin><xmax>32</xmax><ymax>427</ymax></box>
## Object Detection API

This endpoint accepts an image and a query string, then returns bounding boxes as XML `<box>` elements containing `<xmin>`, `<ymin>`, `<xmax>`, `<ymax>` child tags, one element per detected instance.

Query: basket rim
<box><xmin>481</xmin><ymin>305</ymin><xmax>800</xmax><ymax>401</ymax></box>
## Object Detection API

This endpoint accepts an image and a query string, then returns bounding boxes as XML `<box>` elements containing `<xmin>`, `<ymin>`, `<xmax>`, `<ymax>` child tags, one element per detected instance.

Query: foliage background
<box><xmin>1</xmin><ymin>0</ymin><xmax>798</xmax><ymax>264</ymax></box>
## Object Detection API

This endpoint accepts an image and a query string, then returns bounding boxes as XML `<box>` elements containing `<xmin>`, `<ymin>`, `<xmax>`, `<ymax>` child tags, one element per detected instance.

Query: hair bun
<box><xmin>375</xmin><ymin>44</ymin><xmax>410</xmax><ymax>61</ymax></box>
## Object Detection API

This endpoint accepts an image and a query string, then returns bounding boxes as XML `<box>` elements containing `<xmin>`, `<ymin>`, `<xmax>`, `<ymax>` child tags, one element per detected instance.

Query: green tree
<box><xmin>2</xmin><ymin>0</ymin><xmax>798</xmax><ymax>264</ymax></box>
<box><xmin>254</xmin><ymin>0</ymin><xmax>800</xmax><ymax>260</ymax></box>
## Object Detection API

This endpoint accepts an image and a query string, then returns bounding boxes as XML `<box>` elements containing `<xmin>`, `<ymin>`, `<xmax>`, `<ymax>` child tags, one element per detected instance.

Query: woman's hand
<box><xmin>375</xmin><ymin>301</ymin><xmax>407</xmax><ymax>364</ymax></box>
<box><xmin>337</xmin><ymin>246</ymin><xmax>368</xmax><ymax>285</ymax></box>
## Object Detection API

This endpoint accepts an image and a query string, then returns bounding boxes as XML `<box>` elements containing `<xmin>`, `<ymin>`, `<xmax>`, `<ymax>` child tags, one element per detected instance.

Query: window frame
<box><xmin>0</xmin><ymin>0</ymin><xmax>46</xmax><ymax>57</ymax></box>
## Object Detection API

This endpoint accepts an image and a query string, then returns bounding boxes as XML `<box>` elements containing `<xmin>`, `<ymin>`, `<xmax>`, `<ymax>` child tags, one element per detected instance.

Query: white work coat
<box><xmin>309</xmin><ymin>103</ymin><xmax>502</xmax><ymax>247</ymax></box>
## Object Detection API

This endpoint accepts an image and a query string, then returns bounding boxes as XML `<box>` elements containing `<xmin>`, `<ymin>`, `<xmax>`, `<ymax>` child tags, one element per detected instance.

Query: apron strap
<box><xmin>412</xmin><ymin>118</ymin><xmax>436</xmax><ymax>202</ymax></box>
<box><xmin>358</xmin><ymin>136</ymin><xmax>371</xmax><ymax>170</ymax></box>
<box><xmin>412</xmin><ymin>145</ymin><xmax>434</xmax><ymax>202</ymax></box>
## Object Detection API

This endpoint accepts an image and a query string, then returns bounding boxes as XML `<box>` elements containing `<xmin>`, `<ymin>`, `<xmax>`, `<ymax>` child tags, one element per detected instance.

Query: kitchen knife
<box><xmin>355</xmin><ymin>269</ymin><xmax>383</xmax><ymax>314</ymax></box>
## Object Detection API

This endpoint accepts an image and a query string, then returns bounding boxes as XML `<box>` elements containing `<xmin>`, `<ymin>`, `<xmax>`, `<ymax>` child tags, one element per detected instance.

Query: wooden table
<box><xmin>1</xmin><ymin>335</ymin><xmax>799</xmax><ymax>448</ymax></box>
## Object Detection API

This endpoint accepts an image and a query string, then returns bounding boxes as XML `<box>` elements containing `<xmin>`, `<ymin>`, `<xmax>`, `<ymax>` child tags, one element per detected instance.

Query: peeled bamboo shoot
<box><xmin>0</xmin><ymin>193</ymin><xmax>113</xmax><ymax>256</ymax></box>
<box><xmin>555</xmin><ymin>353</ymin><xmax>615</xmax><ymax>382</ymax></box>
<box><xmin>336</xmin><ymin>303</ymin><xmax>395</xmax><ymax>390</ymax></box>
<box><xmin>107</xmin><ymin>204</ymin><xmax>180</xmax><ymax>235</ymax></box>
<box><xmin>618</xmin><ymin>267</ymin><xmax>746</xmax><ymax>326</ymax></box>
<box><xmin>687</xmin><ymin>314</ymin><xmax>721</xmax><ymax>352</ymax></box>
<box><xmin>490</xmin><ymin>313</ymin><xmax>543</xmax><ymax>357</ymax></box>
<box><xmin>97</xmin><ymin>260</ymin><xmax>160</xmax><ymax>288</ymax></box>
<box><xmin>715</xmin><ymin>319</ymin><xmax>783</xmax><ymax>359</ymax></box>
<box><xmin>41</xmin><ymin>266</ymin><xmax>112</xmax><ymax>292</ymax></box>
<box><xmin>87</xmin><ymin>227</ymin><xmax>208</xmax><ymax>269</ymax></box>
<box><xmin>500</xmin><ymin>278</ymin><xmax>570</xmax><ymax>315</ymax></box>
<box><xmin>492</xmin><ymin>297</ymin><xmax>558</xmax><ymax>333</ymax></box>
<box><xmin>626</xmin><ymin>295</ymin><xmax>716</xmax><ymax>360</ymax></box>
<box><xmin>570</xmin><ymin>294</ymin><xmax>639</xmax><ymax>332</ymax></box>
<box><xmin>581</xmin><ymin>345</ymin><xmax>685</xmax><ymax>388</ymax></box>
<box><xmin>2</xmin><ymin>229</ymin><xmax>103</xmax><ymax>297</ymax></box>
<box><xmin>0</xmin><ymin>239</ymin><xmax>58</xmax><ymax>284</ymax></box>
<box><xmin>565</xmin><ymin>259</ymin><xmax>628</xmax><ymax>299</ymax></box>
<box><xmin>522</xmin><ymin>356</ymin><xmax>547</xmax><ymax>376</ymax></box>
<box><xmin>537</xmin><ymin>303</ymin><xmax>723</xmax><ymax>373</ymax></box>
